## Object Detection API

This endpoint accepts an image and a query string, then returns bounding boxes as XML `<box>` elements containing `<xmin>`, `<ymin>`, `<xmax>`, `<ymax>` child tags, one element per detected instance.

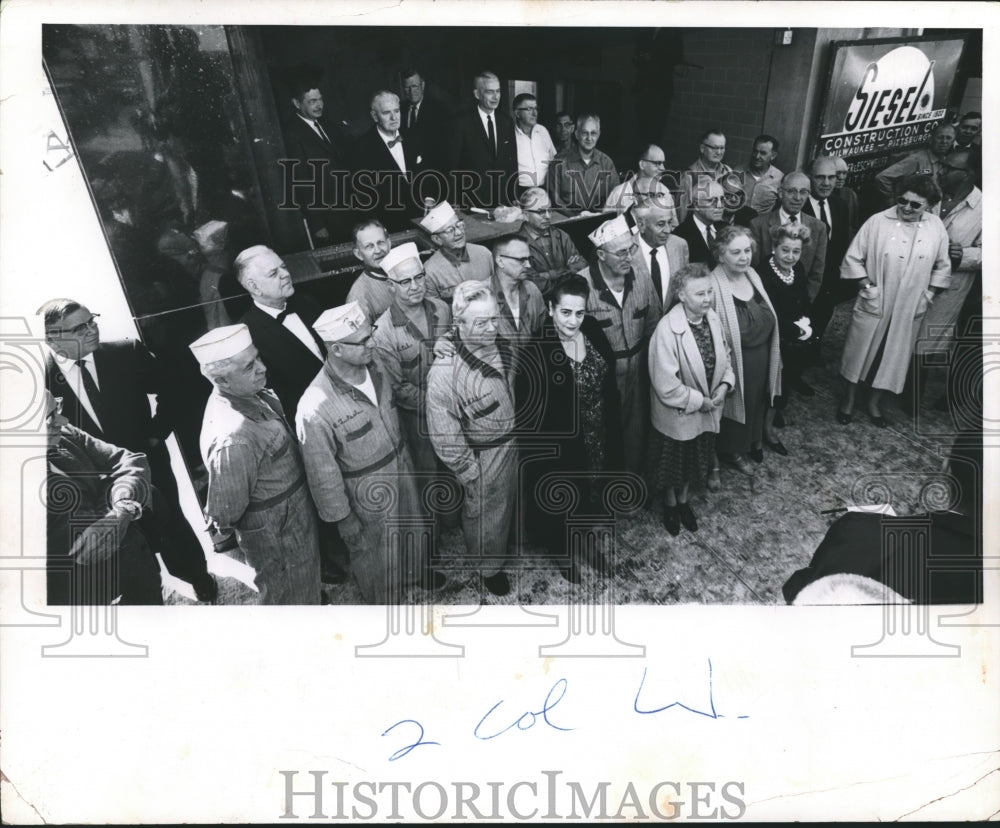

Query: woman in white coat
<box><xmin>648</xmin><ymin>264</ymin><xmax>735</xmax><ymax>535</ymax></box>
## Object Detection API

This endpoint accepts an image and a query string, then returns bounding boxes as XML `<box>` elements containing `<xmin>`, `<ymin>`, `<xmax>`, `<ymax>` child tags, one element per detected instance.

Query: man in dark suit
<box><xmin>235</xmin><ymin>245</ymin><xmax>348</xmax><ymax>585</ymax></box>
<box><xmin>40</xmin><ymin>298</ymin><xmax>217</xmax><ymax>602</ymax></box>
<box><xmin>803</xmin><ymin>156</ymin><xmax>859</xmax><ymax>353</ymax></box>
<box><xmin>350</xmin><ymin>90</ymin><xmax>420</xmax><ymax>232</ymax></box>
<box><xmin>672</xmin><ymin>179</ymin><xmax>726</xmax><ymax>266</ymax></box>
<box><xmin>399</xmin><ymin>68</ymin><xmax>451</xmax><ymax>174</ymax></box>
<box><xmin>749</xmin><ymin>171</ymin><xmax>828</xmax><ymax>302</ymax></box>
<box><xmin>282</xmin><ymin>72</ymin><xmax>351</xmax><ymax>246</ymax></box>
<box><xmin>448</xmin><ymin>70</ymin><xmax>517</xmax><ymax>209</ymax></box>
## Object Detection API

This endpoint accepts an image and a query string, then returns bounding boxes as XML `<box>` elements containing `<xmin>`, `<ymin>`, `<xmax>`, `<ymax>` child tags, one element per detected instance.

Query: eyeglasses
<box><xmin>896</xmin><ymin>197</ymin><xmax>928</xmax><ymax>210</ymax></box>
<box><xmin>781</xmin><ymin>188</ymin><xmax>811</xmax><ymax>197</ymax></box>
<box><xmin>47</xmin><ymin>314</ymin><xmax>101</xmax><ymax>336</ymax></box>
<box><xmin>389</xmin><ymin>271</ymin><xmax>426</xmax><ymax>289</ymax></box>
<box><xmin>641</xmin><ymin>158</ymin><xmax>666</xmax><ymax>167</ymax></box>
<box><xmin>516</xmin><ymin>106</ymin><xmax>538</xmax><ymax>113</ymax></box>
<box><xmin>436</xmin><ymin>220</ymin><xmax>465</xmax><ymax>237</ymax></box>
<box><xmin>524</xmin><ymin>208</ymin><xmax>551</xmax><ymax>215</ymax></box>
<box><xmin>605</xmin><ymin>244</ymin><xmax>639</xmax><ymax>260</ymax></box>
<box><xmin>701</xmin><ymin>143</ymin><xmax>726</xmax><ymax>151</ymax></box>
<box><xmin>499</xmin><ymin>254</ymin><xmax>533</xmax><ymax>266</ymax></box>
<box><xmin>339</xmin><ymin>326</ymin><xmax>378</xmax><ymax>347</ymax></box>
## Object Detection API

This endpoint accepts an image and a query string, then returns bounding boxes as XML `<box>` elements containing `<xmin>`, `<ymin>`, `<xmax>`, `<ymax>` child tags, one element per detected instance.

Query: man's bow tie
<box><xmin>387</xmin><ymin>135</ymin><xmax>403</xmax><ymax>148</ymax></box>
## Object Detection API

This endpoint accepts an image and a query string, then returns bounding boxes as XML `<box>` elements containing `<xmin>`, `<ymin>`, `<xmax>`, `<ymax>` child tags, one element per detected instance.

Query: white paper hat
<box><xmin>189</xmin><ymin>324</ymin><xmax>253</xmax><ymax>365</ymax></box>
<box><xmin>419</xmin><ymin>200</ymin><xmax>458</xmax><ymax>234</ymax></box>
<box><xmin>313</xmin><ymin>301</ymin><xmax>367</xmax><ymax>342</ymax></box>
<box><xmin>587</xmin><ymin>214</ymin><xmax>632</xmax><ymax>247</ymax></box>
<box><xmin>379</xmin><ymin>242</ymin><xmax>421</xmax><ymax>276</ymax></box>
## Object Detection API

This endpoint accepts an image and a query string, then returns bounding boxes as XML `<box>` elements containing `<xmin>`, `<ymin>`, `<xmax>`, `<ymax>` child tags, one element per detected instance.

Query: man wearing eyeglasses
<box><xmin>672</xmin><ymin>179</ymin><xmax>726</xmax><ymax>266</ymax></box>
<box><xmin>579</xmin><ymin>215</ymin><xmax>658</xmax><ymax>474</ymax></box>
<box><xmin>518</xmin><ymin>187</ymin><xmax>587</xmax><ymax>295</ymax></box>
<box><xmin>750</xmin><ymin>171</ymin><xmax>827</xmax><ymax>302</ymax></box>
<box><xmin>372</xmin><ymin>243</ymin><xmax>452</xmax><ymax>479</ymax></box>
<box><xmin>490</xmin><ymin>235</ymin><xmax>546</xmax><ymax>349</ymax></box>
<box><xmin>547</xmin><ymin>114</ymin><xmax>620</xmax><ymax>212</ymax></box>
<box><xmin>44</xmin><ymin>389</ymin><xmax>163</xmax><ymax>606</ymax></box>
<box><xmin>512</xmin><ymin>93</ymin><xmax>557</xmax><ymax>196</ymax></box>
<box><xmin>689</xmin><ymin>129</ymin><xmax>733</xmax><ymax>182</ymax></box>
<box><xmin>297</xmin><ymin>302</ymin><xmax>443</xmax><ymax>603</ymax></box>
<box><xmin>604</xmin><ymin>143</ymin><xmax>677</xmax><ymax>226</ymax></box>
<box><xmin>420</xmin><ymin>200</ymin><xmax>494</xmax><ymax>303</ymax></box>
<box><xmin>40</xmin><ymin>298</ymin><xmax>217</xmax><ymax>603</ymax></box>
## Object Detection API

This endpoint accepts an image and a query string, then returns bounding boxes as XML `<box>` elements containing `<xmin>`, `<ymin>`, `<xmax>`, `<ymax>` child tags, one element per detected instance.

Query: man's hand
<box><xmin>68</xmin><ymin>511</ymin><xmax>133</xmax><ymax>567</ymax></box>
<box><xmin>433</xmin><ymin>337</ymin><xmax>455</xmax><ymax>360</ymax></box>
<box><xmin>949</xmin><ymin>241</ymin><xmax>963</xmax><ymax>268</ymax></box>
<box><xmin>338</xmin><ymin>514</ymin><xmax>363</xmax><ymax>546</ymax></box>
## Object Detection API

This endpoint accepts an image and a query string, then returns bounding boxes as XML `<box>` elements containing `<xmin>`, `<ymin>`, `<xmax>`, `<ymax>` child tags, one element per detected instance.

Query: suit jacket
<box><xmin>401</xmin><ymin>95</ymin><xmax>452</xmax><ymax>172</ymax></box>
<box><xmin>282</xmin><ymin>114</ymin><xmax>351</xmax><ymax>239</ymax></box>
<box><xmin>672</xmin><ymin>215</ymin><xmax>716</xmax><ymax>266</ymax></box>
<box><xmin>45</xmin><ymin>341</ymin><xmax>175</xmax><ymax>457</ymax></box>
<box><xmin>803</xmin><ymin>192</ymin><xmax>853</xmax><ymax>283</ymax></box>
<box><xmin>448</xmin><ymin>107</ymin><xmax>518</xmax><ymax>208</ymax></box>
<box><xmin>750</xmin><ymin>210</ymin><xmax>828</xmax><ymax>302</ymax></box>
<box><xmin>240</xmin><ymin>292</ymin><xmax>327</xmax><ymax>425</ymax></box>
<box><xmin>631</xmin><ymin>235</ymin><xmax>690</xmax><ymax>314</ymax></box>
<box><xmin>350</xmin><ymin>126</ymin><xmax>421</xmax><ymax>231</ymax></box>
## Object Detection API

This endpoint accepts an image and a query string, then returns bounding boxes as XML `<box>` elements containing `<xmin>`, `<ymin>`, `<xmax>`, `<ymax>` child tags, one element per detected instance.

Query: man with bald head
<box><xmin>750</xmin><ymin>171</ymin><xmax>827</xmax><ymax>301</ymax></box>
<box><xmin>449</xmin><ymin>70</ymin><xmax>518</xmax><ymax>208</ymax></box>
<box><xmin>804</xmin><ymin>156</ymin><xmax>857</xmax><ymax>351</ymax></box>
<box><xmin>672</xmin><ymin>179</ymin><xmax>726</xmax><ymax>266</ymax></box>
<box><xmin>547</xmin><ymin>114</ymin><xmax>620</xmax><ymax>211</ymax></box>
<box><xmin>350</xmin><ymin>89</ymin><xmax>420</xmax><ymax>231</ymax></box>
<box><xmin>604</xmin><ymin>143</ymin><xmax>677</xmax><ymax>225</ymax></box>
<box><xmin>632</xmin><ymin>200</ymin><xmax>689</xmax><ymax>313</ymax></box>
<box><xmin>237</xmin><ymin>245</ymin><xmax>326</xmax><ymax>425</ymax></box>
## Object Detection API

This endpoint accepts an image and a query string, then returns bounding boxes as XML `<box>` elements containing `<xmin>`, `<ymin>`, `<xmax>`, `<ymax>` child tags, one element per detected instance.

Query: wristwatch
<box><xmin>113</xmin><ymin>499</ymin><xmax>143</xmax><ymax>520</ymax></box>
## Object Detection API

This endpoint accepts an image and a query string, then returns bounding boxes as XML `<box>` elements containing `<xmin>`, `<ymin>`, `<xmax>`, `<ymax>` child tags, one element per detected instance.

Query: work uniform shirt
<box><xmin>547</xmin><ymin>145</ymin><xmax>621</xmax><ymax>211</ymax></box>
<box><xmin>423</xmin><ymin>243</ymin><xmax>494</xmax><ymax>303</ymax></box>
<box><xmin>491</xmin><ymin>272</ymin><xmax>546</xmax><ymax>348</ymax></box>
<box><xmin>523</xmin><ymin>224</ymin><xmax>588</xmax><ymax>295</ymax></box>
<box><xmin>200</xmin><ymin>388</ymin><xmax>320</xmax><ymax>604</ymax></box>
<box><xmin>346</xmin><ymin>270</ymin><xmax>395</xmax><ymax>324</ymax></box>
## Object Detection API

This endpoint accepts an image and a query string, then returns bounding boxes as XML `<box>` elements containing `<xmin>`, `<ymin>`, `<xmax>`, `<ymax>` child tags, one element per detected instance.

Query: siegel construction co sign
<box><xmin>814</xmin><ymin>37</ymin><xmax>967</xmax><ymax>183</ymax></box>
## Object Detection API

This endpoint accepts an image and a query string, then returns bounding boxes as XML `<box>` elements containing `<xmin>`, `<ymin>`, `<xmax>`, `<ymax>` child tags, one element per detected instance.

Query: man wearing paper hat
<box><xmin>237</xmin><ymin>245</ymin><xmax>327</xmax><ymax>426</ymax></box>
<box><xmin>345</xmin><ymin>220</ymin><xmax>394</xmax><ymax>323</ymax></box>
<box><xmin>372</xmin><ymin>242</ymin><xmax>455</xmax><ymax>511</ymax></box>
<box><xmin>192</xmin><ymin>323</ymin><xmax>322</xmax><ymax>605</ymax></box>
<box><xmin>296</xmin><ymin>302</ymin><xmax>444</xmax><ymax>603</ymax></box>
<box><xmin>579</xmin><ymin>214</ymin><xmax>658</xmax><ymax>475</ymax></box>
<box><xmin>419</xmin><ymin>200</ymin><xmax>493</xmax><ymax>304</ymax></box>
<box><xmin>426</xmin><ymin>280</ymin><xmax>518</xmax><ymax>598</ymax></box>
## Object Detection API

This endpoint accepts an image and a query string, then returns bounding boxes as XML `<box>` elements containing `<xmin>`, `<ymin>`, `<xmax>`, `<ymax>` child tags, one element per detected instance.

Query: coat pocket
<box><xmin>632</xmin><ymin>305</ymin><xmax>650</xmax><ymax>319</ymax></box>
<box><xmin>345</xmin><ymin>420</ymin><xmax>374</xmax><ymax>441</ymax></box>
<box><xmin>471</xmin><ymin>399</ymin><xmax>500</xmax><ymax>419</ymax></box>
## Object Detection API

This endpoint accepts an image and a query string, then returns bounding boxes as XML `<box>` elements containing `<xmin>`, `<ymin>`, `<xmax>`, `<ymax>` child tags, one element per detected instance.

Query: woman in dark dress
<box><xmin>708</xmin><ymin>225</ymin><xmax>782</xmax><ymax>476</ymax></box>
<box><xmin>515</xmin><ymin>273</ymin><xmax>623</xmax><ymax>583</ymax></box>
<box><xmin>757</xmin><ymin>222</ymin><xmax>816</xmax><ymax>454</ymax></box>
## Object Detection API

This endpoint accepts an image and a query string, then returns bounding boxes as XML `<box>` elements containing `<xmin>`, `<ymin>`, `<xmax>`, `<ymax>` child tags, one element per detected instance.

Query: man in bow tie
<box><xmin>350</xmin><ymin>90</ymin><xmax>421</xmax><ymax>231</ymax></box>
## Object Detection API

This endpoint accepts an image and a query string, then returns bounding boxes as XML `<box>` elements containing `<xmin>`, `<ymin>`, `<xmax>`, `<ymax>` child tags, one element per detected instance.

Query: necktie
<box><xmin>487</xmin><ymin>114</ymin><xmax>496</xmax><ymax>156</ymax></box>
<box><xmin>649</xmin><ymin>247</ymin><xmax>663</xmax><ymax>302</ymax></box>
<box><xmin>314</xmin><ymin>120</ymin><xmax>331</xmax><ymax>144</ymax></box>
<box><xmin>75</xmin><ymin>359</ymin><xmax>106</xmax><ymax>429</ymax></box>
<box><xmin>816</xmin><ymin>198</ymin><xmax>830</xmax><ymax>231</ymax></box>
<box><xmin>787</xmin><ymin>213</ymin><xmax>798</xmax><ymax>226</ymax></box>
<box><xmin>408</xmin><ymin>105</ymin><xmax>417</xmax><ymax>129</ymax></box>
<box><xmin>387</xmin><ymin>135</ymin><xmax>402</xmax><ymax>149</ymax></box>
<box><xmin>706</xmin><ymin>224</ymin><xmax>716</xmax><ymax>248</ymax></box>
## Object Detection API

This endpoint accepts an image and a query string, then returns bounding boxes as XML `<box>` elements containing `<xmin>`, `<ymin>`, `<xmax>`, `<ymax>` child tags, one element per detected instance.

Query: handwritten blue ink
<box><xmin>474</xmin><ymin>677</ymin><xmax>575</xmax><ymax>740</ymax></box>
<box><xmin>381</xmin><ymin>719</ymin><xmax>440</xmax><ymax>761</ymax></box>
<box><xmin>633</xmin><ymin>660</ymin><xmax>749</xmax><ymax>720</ymax></box>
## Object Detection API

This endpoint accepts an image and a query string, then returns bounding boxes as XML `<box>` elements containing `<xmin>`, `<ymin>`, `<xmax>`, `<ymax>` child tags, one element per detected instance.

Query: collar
<box><xmin>491</xmin><ymin>272</ymin><xmax>525</xmax><ymax>315</ymax></box>
<box><xmin>637</xmin><ymin>234</ymin><xmax>658</xmax><ymax>256</ymax></box>
<box><xmin>388</xmin><ymin>298</ymin><xmax>440</xmax><ymax>333</ymax></box>
<box><xmin>378</xmin><ymin>128</ymin><xmax>401</xmax><ymax>146</ymax></box>
<box><xmin>455</xmin><ymin>336</ymin><xmax>514</xmax><ymax>382</ymax></box>
<box><xmin>523</xmin><ymin>224</ymin><xmax>549</xmax><ymax>241</ymax></box>
<box><xmin>477</xmin><ymin>107</ymin><xmax>496</xmax><ymax>125</ymax></box>
<box><xmin>588</xmin><ymin>254</ymin><xmax>635</xmax><ymax>298</ymax></box>
<box><xmin>296</xmin><ymin>113</ymin><xmax>321</xmax><ymax>129</ymax></box>
<box><xmin>362</xmin><ymin>268</ymin><xmax>389</xmax><ymax>281</ymax></box>
<box><xmin>944</xmin><ymin>186</ymin><xmax>982</xmax><ymax>210</ymax></box>
<box><xmin>50</xmin><ymin>347</ymin><xmax>95</xmax><ymax>370</ymax></box>
<box><xmin>692</xmin><ymin>214</ymin><xmax>710</xmax><ymax>236</ymax></box>
<box><xmin>323</xmin><ymin>358</ymin><xmax>384</xmax><ymax>401</ymax></box>
<box><xmin>439</xmin><ymin>245</ymin><xmax>471</xmax><ymax>266</ymax></box>
<box><xmin>218</xmin><ymin>389</ymin><xmax>281</xmax><ymax>422</ymax></box>
<box><xmin>254</xmin><ymin>299</ymin><xmax>287</xmax><ymax>319</ymax></box>
<box><xmin>779</xmin><ymin>207</ymin><xmax>800</xmax><ymax>224</ymax></box>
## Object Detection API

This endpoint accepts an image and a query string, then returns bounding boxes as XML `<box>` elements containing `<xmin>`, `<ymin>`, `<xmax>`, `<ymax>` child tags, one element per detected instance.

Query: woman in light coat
<box><xmin>648</xmin><ymin>264</ymin><xmax>734</xmax><ymax>535</ymax></box>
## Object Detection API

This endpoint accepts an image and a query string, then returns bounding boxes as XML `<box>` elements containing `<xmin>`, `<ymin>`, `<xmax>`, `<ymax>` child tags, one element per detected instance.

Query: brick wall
<box><xmin>664</xmin><ymin>29</ymin><xmax>775</xmax><ymax>173</ymax></box>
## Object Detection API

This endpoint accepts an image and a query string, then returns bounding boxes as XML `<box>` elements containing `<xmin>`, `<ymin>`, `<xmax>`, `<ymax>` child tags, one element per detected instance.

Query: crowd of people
<box><xmin>42</xmin><ymin>64</ymin><xmax>983</xmax><ymax>606</ymax></box>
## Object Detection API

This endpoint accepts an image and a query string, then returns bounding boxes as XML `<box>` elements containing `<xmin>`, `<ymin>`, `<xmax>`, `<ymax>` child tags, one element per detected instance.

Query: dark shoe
<box><xmin>792</xmin><ymin>379</ymin><xmax>815</xmax><ymax>397</ymax></box>
<box><xmin>661</xmin><ymin>504</ymin><xmax>681</xmax><ymax>536</ymax></box>
<box><xmin>706</xmin><ymin>467</ymin><xmax>721</xmax><ymax>492</ymax></box>
<box><xmin>677</xmin><ymin>503</ymin><xmax>698</xmax><ymax>532</ymax></box>
<box><xmin>748</xmin><ymin>447</ymin><xmax>764</xmax><ymax>463</ymax></box>
<box><xmin>869</xmin><ymin>412</ymin><xmax>888</xmax><ymax>428</ymax></box>
<box><xmin>773</xmin><ymin>410</ymin><xmax>786</xmax><ymax>429</ymax></box>
<box><xmin>764</xmin><ymin>438</ymin><xmax>789</xmax><ymax>456</ymax></box>
<box><xmin>483</xmin><ymin>571</ymin><xmax>511</xmax><ymax>597</ymax></box>
<box><xmin>420</xmin><ymin>568</ymin><xmax>447</xmax><ymax>590</ymax></box>
<box><xmin>321</xmin><ymin>565</ymin><xmax>349</xmax><ymax>586</ymax></box>
<box><xmin>722</xmin><ymin>453</ymin><xmax>754</xmax><ymax>476</ymax></box>
<box><xmin>836</xmin><ymin>408</ymin><xmax>853</xmax><ymax>425</ymax></box>
<box><xmin>192</xmin><ymin>573</ymin><xmax>218</xmax><ymax>603</ymax></box>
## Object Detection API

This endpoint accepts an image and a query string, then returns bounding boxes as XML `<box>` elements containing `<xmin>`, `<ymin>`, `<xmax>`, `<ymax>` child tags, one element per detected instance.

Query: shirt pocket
<box><xmin>632</xmin><ymin>304</ymin><xmax>650</xmax><ymax>320</ymax></box>
<box><xmin>471</xmin><ymin>399</ymin><xmax>500</xmax><ymax>419</ymax></box>
<box><xmin>345</xmin><ymin>420</ymin><xmax>375</xmax><ymax>441</ymax></box>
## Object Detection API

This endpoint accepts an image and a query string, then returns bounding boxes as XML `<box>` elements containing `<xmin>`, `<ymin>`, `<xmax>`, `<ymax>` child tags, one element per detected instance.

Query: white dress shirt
<box><xmin>50</xmin><ymin>348</ymin><xmax>103</xmax><ymax>429</ymax></box>
<box><xmin>637</xmin><ymin>234</ymin><xmax>671</xmax><ymax>305</ymax></box>
<box><xmin>514</xmin><ymin>123</ymin><xmax>557</xmax><ymax>187</ymax></box>
<box><xmin>254</xmin><ymin>300</ymin><xmax>323</xmax><ymax>360</ymax></box>
<box><xmin>692</xmin><ymin>214</ymin><xmax>714</xmax><ymax>247</ymax></box>
<box><xmin>808</xmin><ymin>196</ymin><xmax>832</xmax><ymax>232</ymax></box>
<box><xmin>379</xmin><ymin>129</ymin><xmax>406</xmax><ymax>172</ymax></box>
<box><xmin>778</xmin><ymin>207</ymin><xmax>801</xmax><ymax>226</ymax></box>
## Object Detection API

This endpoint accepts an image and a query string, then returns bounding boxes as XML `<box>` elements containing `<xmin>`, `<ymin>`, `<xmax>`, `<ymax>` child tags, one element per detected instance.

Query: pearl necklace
<box><xmin>769</xmin><ymin>255</ymin><xmax>795</xmax><ymax>286</ymax></box>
